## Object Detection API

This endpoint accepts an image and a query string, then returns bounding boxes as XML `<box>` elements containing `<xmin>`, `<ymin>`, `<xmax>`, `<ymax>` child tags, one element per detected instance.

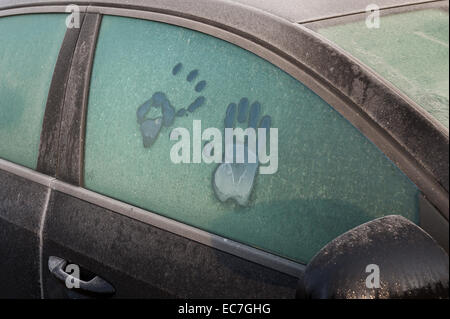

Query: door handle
<box><xmin>48</xmin><ymin>256</ymin><xmax>115</xmax><ymax>295</ymax></box>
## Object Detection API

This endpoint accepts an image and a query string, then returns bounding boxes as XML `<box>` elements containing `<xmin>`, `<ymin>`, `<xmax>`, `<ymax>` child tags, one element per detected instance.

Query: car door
<box><xmin>41</xmin><ymin>12</ymin><xmax>301</xmax><ymax>299</ymax></box>
<box><xmin>0</xmin><ymin>11</ymin><xmax>71</xmax><ymax>298</ymax></box>
<box><xmin>40</xmin><ymin>9</ymin><xmax>429</xmax><ymax>298</ymax></box>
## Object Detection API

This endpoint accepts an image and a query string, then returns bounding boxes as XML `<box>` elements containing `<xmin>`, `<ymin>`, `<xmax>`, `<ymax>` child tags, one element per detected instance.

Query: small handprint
<box><xmin>136</xmin><ymin>63</ymin><xmax>207</xmax><ymax>148</ymax></box>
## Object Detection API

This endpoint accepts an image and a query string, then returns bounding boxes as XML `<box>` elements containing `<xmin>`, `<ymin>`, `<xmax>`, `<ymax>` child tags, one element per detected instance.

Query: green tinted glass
<box><xmin>0</xmin><ymin>13</ymin><xmax>67</xmax><ymax>169</ymax></box>
<box><xmin>85</xmin><ymin>15</ymin><xmax>419</xmax><ymax>263</ymax></box>
<box><xmin>318</xmin><ymin>9</ymin><xmax>449</xmax><ymax>129</ymax></box>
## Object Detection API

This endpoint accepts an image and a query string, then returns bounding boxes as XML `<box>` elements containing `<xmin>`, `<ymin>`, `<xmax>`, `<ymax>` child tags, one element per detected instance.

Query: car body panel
<box><xmin>43</xmin><ymin>191</ymin><xmax>298</xmax><ymax>298</ymax></box>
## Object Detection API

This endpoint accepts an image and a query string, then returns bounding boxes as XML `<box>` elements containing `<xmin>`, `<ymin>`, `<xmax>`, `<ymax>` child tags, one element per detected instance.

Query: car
<box><xmin>0</xmin><ymin>0</ymin><xmax>448</xmax><ymax>299</ymax></box>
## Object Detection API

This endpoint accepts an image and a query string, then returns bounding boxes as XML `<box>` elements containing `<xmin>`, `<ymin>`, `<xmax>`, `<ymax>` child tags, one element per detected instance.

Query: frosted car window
<box><xmin>0</xmin><ymin>14</ymin><xmax>67</xmax><ymax>169</ymax></box>
<box><xmin>318</xmin><ymin>9</ymin><xmax>449</xmax><ymax>129</ymax></box>
<box><xmin>84</xmin><ymin>15</ymin><xmax>419</xmax><ymax>263</ymax></box>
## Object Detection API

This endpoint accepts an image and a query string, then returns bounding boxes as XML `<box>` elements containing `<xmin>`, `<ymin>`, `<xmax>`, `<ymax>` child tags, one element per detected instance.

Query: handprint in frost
<box><xmin>136</xmin><ymin>63</ymin><xmax>207</xmax><ymax>148</ymax></box>
<box><xmin>211</xmin><ymin>98</ymin><xmax>272</xmax><ymax>206</ymax></box>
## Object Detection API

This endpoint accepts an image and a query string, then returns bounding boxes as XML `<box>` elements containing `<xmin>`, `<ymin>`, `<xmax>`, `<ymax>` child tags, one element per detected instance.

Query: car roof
<box><xmin>229</xmin><ymin>0</ymin><xmax>439</xmax><ymax>22</ymax></box>
<box><xmin>0</xmin><ymin>0</ymin><xmax>442</xmax><ymax>22</ymax></box>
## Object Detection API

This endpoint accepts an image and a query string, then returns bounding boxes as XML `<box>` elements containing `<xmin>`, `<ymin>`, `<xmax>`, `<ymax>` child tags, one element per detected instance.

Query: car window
<box><xmin>84</xmin><ymin>15</ymin><xmax>419</xmax><ymax>263</ymax></box>
<box><xmin>0</xmin><ymin>13</ymin><xmax>67</xmax><ymax>169</ymax></box>
<box><xmin>317</xmin><ymin>8</ymin><xmax>449</xmax><ymax>129</ymax></box>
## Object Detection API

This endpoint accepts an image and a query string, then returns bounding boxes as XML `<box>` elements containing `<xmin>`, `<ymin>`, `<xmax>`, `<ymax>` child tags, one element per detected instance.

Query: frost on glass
<box><xmin>0</xmin><ymin>14</ymin><xmax>67</xmax><ymax>169</ymax></box>
<box><xmin>319</xmin><ymin>9</ymin><xmax>449</xmax><ymax>129</ymax></box>
<box><xmin>85</xmin><ymin>16</ymin><xmax>419</xmax><ymax>263</ymax></box>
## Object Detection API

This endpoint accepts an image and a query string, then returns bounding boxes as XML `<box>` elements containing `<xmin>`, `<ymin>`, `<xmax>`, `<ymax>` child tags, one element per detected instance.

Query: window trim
<box><xmin>36</xmin><ymin>12</ymin><xmax>87</xmax><ymax>176</ymax></box>
<box><xmin>55</xmin><ymin>12</ymin><xmax>102</xmax><ymax>185</ymax></box>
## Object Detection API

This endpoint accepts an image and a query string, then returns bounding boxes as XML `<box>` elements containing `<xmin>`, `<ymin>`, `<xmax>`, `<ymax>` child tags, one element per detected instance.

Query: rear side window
<box><xmin>84</xmin><ymin>15</ymin><xmax>419</xmax><ymax>263</ymax></box>
<box><xmin>0</xmin><ymin>13</ymin><xmax>67</xmax><ymax>169</ymax></box>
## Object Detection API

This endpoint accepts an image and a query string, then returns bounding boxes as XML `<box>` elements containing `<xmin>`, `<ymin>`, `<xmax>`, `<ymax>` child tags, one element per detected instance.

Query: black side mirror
<box><xmin>297</xmin><ymin>215</ymin><xmax>449</xmax><ymax>299</ymax></box>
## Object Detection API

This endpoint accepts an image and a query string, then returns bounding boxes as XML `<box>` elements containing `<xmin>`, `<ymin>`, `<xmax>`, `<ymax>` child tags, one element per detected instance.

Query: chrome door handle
<box><xmin>48</xmin><ymin>256</ymin><xmax>115</xmax><ymax>295</ymax></box>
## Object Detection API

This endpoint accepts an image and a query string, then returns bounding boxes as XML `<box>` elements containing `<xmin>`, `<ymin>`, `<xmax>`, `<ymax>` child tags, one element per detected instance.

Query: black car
<box><xmin>0</xmin><ymin>0</ymin><xmax>448</xmax><ymax>299</ymax></box>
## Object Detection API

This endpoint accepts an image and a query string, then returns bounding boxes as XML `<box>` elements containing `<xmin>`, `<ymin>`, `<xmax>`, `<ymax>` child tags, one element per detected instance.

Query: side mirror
<box><xmin>297</xmin><ymin>215</ymin><xmax>449</xmax><ymax>299</ymax></box>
